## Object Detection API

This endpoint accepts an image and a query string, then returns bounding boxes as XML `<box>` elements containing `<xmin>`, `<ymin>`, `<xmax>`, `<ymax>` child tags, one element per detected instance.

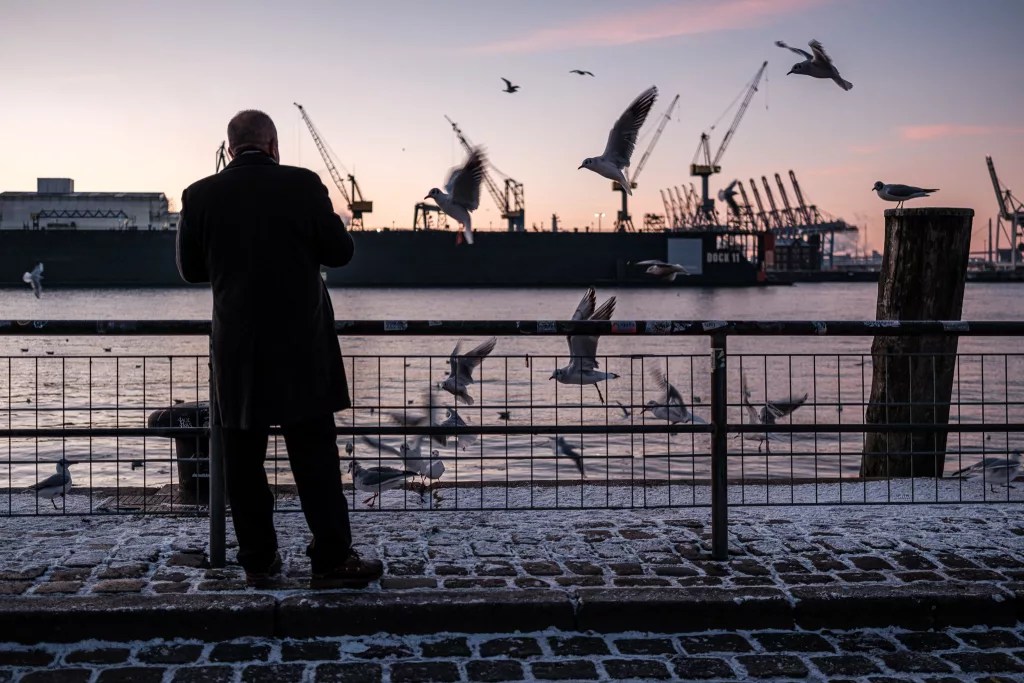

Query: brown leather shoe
<box><xmin>310</xmin><ymin>549</ymin><xmax>383</xmax><ymax>589</ymax></box>
<box><xmin>245</xmin><ymin>552</ymin><xmax>283</xmax><ymax>588</ymax></box>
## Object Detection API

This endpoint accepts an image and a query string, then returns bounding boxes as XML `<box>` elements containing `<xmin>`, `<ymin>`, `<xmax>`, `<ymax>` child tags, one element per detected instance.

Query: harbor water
<box><xmin>1</xmin><ymin>282</ymin><xmax>1022</xmax><ymax>490</ymax></box>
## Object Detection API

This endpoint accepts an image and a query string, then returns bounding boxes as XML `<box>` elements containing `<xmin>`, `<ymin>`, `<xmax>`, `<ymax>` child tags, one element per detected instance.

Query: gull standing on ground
<box><xmin>440</xmin><ymin>337</ymin><xmax>497</xmax><ymax>405</ymax></box>
<box><xmin>550</xmin><ymin>287</ymin><xmax>619</xmax><ymax>403</ymax></box>
<box><xmin>360</xmin><ymin>435</ymin><xmax>446</xmax><ymax>487</ymax></box>
<box><xmin>634</xmin><ymin>260</ymin><xmax>688</xmax><ymax>282</ymax></box>
<box><xmin>950</xmin><ymin>450</ymin><xmax>1021</xmax><ymax>493</ymax></box>
<box><xmin>500</xmin><ymin>77</ymin><xmax>520</xmax><ymax>93</ymax></box>
<box><xmin>740</xmin><ymin>370</ymin><xmax>808</xmax><ymax>452</ymax></box>
<box><xmin>347</xmin><ymin>460</ymin><xmax>417</xmax><ymax>508</ymax></box>
<box><xmin>23</xmin><ymin>262</ymin><xmax>43</xmax><ymax>298</ymax></box>
<box><xmin>872</xmin><ymin>182</ymin><xmax>939</xmax><ymax>210</ymax></box>
<box><xmin>24</xmin><ymin>458</ymin><xmax>76</xmax><ymax>509</ymax></box>
<box><xmin>579</xmin><ymin>86</ymin><xmax>658</xmax><ymax>194</ymax></box>
<box><xmin>570</xmin><ymin>69</ymin><xmax>595</xmax><ymax>77</ymax></box>
<box><xmin>641</xmin><ymin>368</ymin><xmax>706</xmax><ymax>432</ymax></box>
<box><xmin>776</xmin><ymin>39</ymin><xmax>852</xmax><ymax>91</ymax></box>
<box><xmin>548</xmin><ymin>436</ymin><xmax>585</xmax><ymax>478</ymax></box>
<box><xmin>425</xmin><ymin>147</ymin><xmax>486</xmax><ymax>245</ymax></box>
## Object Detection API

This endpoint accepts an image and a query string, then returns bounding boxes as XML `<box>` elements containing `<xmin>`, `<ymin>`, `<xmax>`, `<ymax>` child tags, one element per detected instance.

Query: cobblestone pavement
<box><xmin>3</xmin><ymin>625</ymin><xmax>1024</xmax><ymax>682</ymax></box>
<box><xmin>0</xmin><ymin>501</ymin><xmax>1021</xmax><ymax>598</ymax></box>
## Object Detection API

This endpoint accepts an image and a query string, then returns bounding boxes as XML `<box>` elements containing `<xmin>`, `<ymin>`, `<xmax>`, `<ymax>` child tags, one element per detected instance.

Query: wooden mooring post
<box><xmin>861</xmin><ymin>208</ymin><xmax>973</xmax><ymax>478</ymax></box>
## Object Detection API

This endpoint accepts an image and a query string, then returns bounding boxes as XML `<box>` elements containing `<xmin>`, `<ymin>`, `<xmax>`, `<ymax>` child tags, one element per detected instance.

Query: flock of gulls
<box><xmin>422</xmin><ymin>38</ymin><xmax>940</xmax><ymax>252</ymax></box>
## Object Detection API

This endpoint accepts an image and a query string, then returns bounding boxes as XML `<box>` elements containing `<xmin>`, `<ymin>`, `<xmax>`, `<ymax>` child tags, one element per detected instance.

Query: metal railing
<box><xmin>1</xmin><ymin>319</ymin><xmax>1022</xmax><ymax>566</ymax></box>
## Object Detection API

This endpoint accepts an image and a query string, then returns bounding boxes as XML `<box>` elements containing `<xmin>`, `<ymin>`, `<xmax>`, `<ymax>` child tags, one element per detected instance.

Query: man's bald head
<box><xmin>227</xmin><ymin>110</ymin><xmax>279</xmax><ymax>161</ymax></box>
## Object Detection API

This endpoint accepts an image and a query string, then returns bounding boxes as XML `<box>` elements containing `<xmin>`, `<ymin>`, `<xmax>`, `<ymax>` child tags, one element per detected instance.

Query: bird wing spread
<box><xmin>808</xmin><ymin>39</ymin><xmax>832</xmax><ymax>65</ymax></box>
<box><xmin>765</xmin><ymin>393</ymin><xmax>809</xmax><ymax>420</ymax></box>
<box><xmin>650</xmin><ymin>367</ymin><xmax>685</xmax><ymax>408</ymax></box>
<box><xmin>360</xmin><ymin>435</ymin><xmax>403</xmax><ymax>458</ymax></box>
<box><xmin>602</xmin><ymin>86</ymin><xmax>658</xmax><ymax>167</ymax></box>
<box><xmin>445</xmin><ymin>148</ymin><xmax>486</xmax><ymax>210</ymax></box>
<box><xmin>775</xmin><ymin>40</ymin><xmax>811</xmax><ymax>59</ymax></box>
<box><xmin>453</xmin><ymin>336</ymin><xmax>497</xmax><ymax>383</ymax></box>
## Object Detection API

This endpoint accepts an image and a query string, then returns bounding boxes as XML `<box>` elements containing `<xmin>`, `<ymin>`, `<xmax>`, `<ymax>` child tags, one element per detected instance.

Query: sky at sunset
<box><xmin>3</xmin><ymin>0</ymin><xmax>1023</xmax><ymax>254</ymax></box>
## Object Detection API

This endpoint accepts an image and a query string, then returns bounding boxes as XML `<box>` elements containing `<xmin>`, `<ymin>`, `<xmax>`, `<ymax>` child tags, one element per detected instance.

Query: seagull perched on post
<box><xmin>579</xmin><ymin>85</ymin><xmax>658</xmax><ymax>195</ymax></box>
<box><xmin>641</xmin><ymin>368</ymin><xmax>705</xmax><ymax>433</ymax></box>
<box><xmin>24</xmin><ymin>458</ymin><xmax>76</xmax><ymax>509</ymax></box>
<box><xmin>440</xmin><ymin>337</ymin><xmax>497</xmax><ymax>405</ymax></box>
<box><xmin>949</xmin><ymin>450</ymin><xmax>1021</xmax><ymax>493</ymax></box>
<box><xmin>500</xmin><ymin>77</ymin><xmax>520</xmax><ymax>93</ymax></box>
<box><xmin>569</xmin><ymin>69</ymin><xmax>595</xmax><ymax>77</ymax></box>
<box><xmin>776</xmin><ymin>39</ymin><xmax>852</xmax><ymax>91</ymax></box>
<box><xmin>23</xmin><ymin>262</ymin><xmax>43</xmax><ymax>298</ymax></box>
<box><xmin>347</xmin><ymin>460</ymin><xmax>417</xmax><ymax>508</ymax></box>
<box><xmin>550</xmin><ymin>288</ymin><xmax>618</xmax><ymax>404</ymax></box>
<box><xmin>634</xmin><ymin>260</ymin><xmax>688</xmax><ymax>282</ymax></box>
<box><xmin>425</xmin><ymin>147</ymin><xmax>486</xmax><ymax>245</ymax></box>
<box><xmin>872</xmin><ymin>182</ymin><xmax>939</xmax><ymax>210</ymax></box>
<box><xmin>740</xmin><ymin>370</ymin><xmax>808</xmax><ymax>452</ymax></box>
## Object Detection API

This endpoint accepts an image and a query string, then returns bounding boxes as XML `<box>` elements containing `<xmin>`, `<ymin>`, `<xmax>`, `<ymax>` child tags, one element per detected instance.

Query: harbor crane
<box><xmin>613</xmin><ymin>93</ymin><xmax>680</xmax><ymax>232</ymax></box>
<box><xmin>691</xmin><ymin>61</ymin><xmax>768</xmax><ymax>220</ymax></box>
<box><xmin>986</xmin><ymin>155</ymin><xmax>1023</xmax><ymax>268</ymax></box>
<box><xmin>215</xmin><ymin>141</ymin><xmax>228</xmax><ymax>173</ymax></box>
<box><xmin>444</xmin><ymin>115</ymin><xmax>525</xmax><ymax>232</ymax></box>
<box><xmin>294</xmin><ymin>102</ymin><xmax>373</xmax><ymax>230</ymax></box>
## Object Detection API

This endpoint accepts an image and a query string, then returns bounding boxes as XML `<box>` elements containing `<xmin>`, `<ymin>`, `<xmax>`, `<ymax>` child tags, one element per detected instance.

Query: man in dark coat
<box><xmin>177</xmin><ymin>109</ymin><xmax>381</xmax><ymax>587</ymax></box>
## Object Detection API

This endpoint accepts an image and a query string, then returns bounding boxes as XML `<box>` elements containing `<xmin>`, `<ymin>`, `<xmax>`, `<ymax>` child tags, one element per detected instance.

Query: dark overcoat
<box><xmin>176</xmin><ymin>151</ymin><xmax>354</xmax><ymax>428</ymax></box>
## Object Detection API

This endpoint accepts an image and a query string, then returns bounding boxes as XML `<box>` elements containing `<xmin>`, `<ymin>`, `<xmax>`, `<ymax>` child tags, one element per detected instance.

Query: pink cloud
<box><xmin>470</xmin><ymin>0</ymin><xmax>829</xmax><ymax>54</ymax></box>
<box><xmin>899</xmin><ymin>124</ymin><xmax>1024</xmax><ymax>141</ymax></box>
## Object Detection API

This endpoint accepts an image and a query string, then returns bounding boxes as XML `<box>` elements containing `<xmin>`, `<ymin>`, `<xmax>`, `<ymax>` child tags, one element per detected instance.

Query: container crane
<box><xmin>215</xmin><ymin>141</ymin><xmax>228</xmax><ymax>173</ymax></box>
<box><xmin>612</xmin><ymin>93</ymin><xmax>680</xmax><ymax>232</ymax></box>
<box><xmin>788</xmin><ymin>170</ymin><xmax>815</xmax><ymax>225</ymax></box>
<box><xmin>736</xmin><ymin>181</ymin><xmax>758</xmax><ymax>228</ymax></box>
<box><xmin>294</xmin><ymin>102</ymin><xmax>373</xmax><ymax>229</ymax></box>
<box><xmin>774</xmin><ymin>173</ymin><xmax>798</xmax><ymax>227</ymax></box>
<box><xmin>761</xmin><ymin>176</ymin><xmax>785</xmax><ymax>230</ymax></box>
<box><xmin>660</xmin><ymin>189</ymin><xmax>678</xmax><ymax>228</ymax></box>
<box><xmin>986</xmin><ymin>156</ymin><xmax>1023</xmax><ymax>268</ymax></box>
<box><xmin>691</xmin><ymin>61</ymin><xmax>768</xmax><ymax>220</ymax></box>
<box><xmin>444</xmin><ymin>116</ymin><xmax>525</xmax><ymax>232</ymax></box>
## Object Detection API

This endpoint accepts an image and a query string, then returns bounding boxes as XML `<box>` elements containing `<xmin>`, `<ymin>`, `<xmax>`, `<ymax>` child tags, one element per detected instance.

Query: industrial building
<box><xmin>0</xmin><ymin>178</ymin><xmax>178</xmax><ymax>231</ymax></box>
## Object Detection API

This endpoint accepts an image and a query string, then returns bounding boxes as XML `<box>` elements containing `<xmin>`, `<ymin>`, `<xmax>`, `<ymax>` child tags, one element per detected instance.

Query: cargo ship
<box><xmin>0</xmin><ymin>178</ymin><xmax>783</xmax><ymax>288</ymax></box>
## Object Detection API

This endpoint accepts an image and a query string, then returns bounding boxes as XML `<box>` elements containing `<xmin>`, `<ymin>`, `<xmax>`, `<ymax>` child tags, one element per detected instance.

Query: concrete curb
<box><xmin>0</xmin><ymin>584</ymin><xmax>1019</xmax><ymax>643</ymax></box>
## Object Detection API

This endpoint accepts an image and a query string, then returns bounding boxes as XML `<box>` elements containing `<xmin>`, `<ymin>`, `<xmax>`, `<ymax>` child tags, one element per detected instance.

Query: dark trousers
<box><xmin>221</xmin><ymin>413</ymin><xmax>351</xmax><ymax>573</ymax></box>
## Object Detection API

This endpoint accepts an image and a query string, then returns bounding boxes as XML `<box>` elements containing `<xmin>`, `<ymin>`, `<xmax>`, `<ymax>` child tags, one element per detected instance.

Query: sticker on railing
<box><xmin>672</xmin><ymin>322</ymin><xmax>692</xmax><ymax>332</ymax></box>
<box><xmin>813</xmin><ymin>322</ymin><xmax>827</xmax><ymax>335</ymax></box>
<box><xmin>612</xmin><ymin>321</ymin><xmax>636</xmax><ymax>334</ymax></box>
<box><xmin>941</xmin><ymin>321</ymin><xmax>969</xmax><ymax>332</ymax></box>
<box><xmin>32</xmin><ymin>321</ymin><xmax>47</xmax><ymax>329</ymax></box>
<box><xmin>428</xmin><ymin>320</ymin><xmax>443</xmax><ymax>327</ymax></box>
<box><xmin>865</xmin><ymin>320</ymin><xmax>900</xmax><ymax>328</ymax></box>
<box><xmin>702</xmin><ymin>321</ymin><xmax>727</xmax><ymax>331</ymax></box>
<box><xmin>384</xmin><ymin>320</ymin><xmax>408</xmax><ymax>331</ymax></box>
<box><xmin>537</xmin><ymin>321</ymin><xmax>556</xmax><ymax>333</ymax></box>
<box><xmin>645</xmin><ymin>321</ymin><xmax>672</xmax><ymax>334</ymax></box>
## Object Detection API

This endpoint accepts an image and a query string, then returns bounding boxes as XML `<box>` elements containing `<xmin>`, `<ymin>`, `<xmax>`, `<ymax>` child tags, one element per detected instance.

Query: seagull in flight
<box><xmin>500</xmin><ymin>77</ymin><xmax>520</xmax><ymax>93</ymax></box>
<box><xmin>24</xmin><ymin>458</ymin><xmax>77</xmax><ymax>509</ymax></box>
<box><xmin>550</xmin><ymin>287</ymin><xmax>618</xmax><ymax>403</ymax></box>
<box><xmin>740</xmin><ymin>369</ymin><xmax>808</xmax><ymax>452</ymax></box>
<box><xmin>949</xmin><ymin>450</ymin><xmax>1021</xmax><ymax>493</ymax></box>
<box><xmin>872</xmin><ymin>182</ymin><xmax>939</xmax><ymax>210</ymax></box>
<box><xmin>549</xmin><ymin>436</ymin><xmax>585</xmax><ymax>478</ymax></box>
<box><xmin>718</xmin><ymin>179</ymin><xmax>741</xmax><ymax>217</ymax></box>
<box><xmin>425</xmin><ymin>147</ymin><xmax>486</xmax><ymax>245</ymax></box>
<box><xmin>641</xmin><ymin>367</ymin><xmax>705</xmax><ymax>432</ymax></box>
<box><xmin>570</xmin><ymin>69</ymin><xmax>594</xmax><ymax>77</ymax></box>
<box><xmin>776</xmin><ymin>39</ymin><xmax>852</xmax><ymax>91</ymax></box>
<box><xmin>579</xmin><ymin>85</ymin><xmax>658</xmax><ymax>194</ymax></box>
<box><xmin>347</xmin><ymin>460</ymin><xmax>417</xmax><ymax>508</ymax></box>
<box><xmin>440</xmin><ymin>337</ymin><xmax>497</xmax><ymax>405</ymax></box>
<box><xmin>634</xmin><ymin>260</ymin><xmax>688</xmax><ymax>282</ymax></box>
<box><xmin>23</xmin><ymin>262</ymin><xmax>43</xmax><ymax>298</ymax></box>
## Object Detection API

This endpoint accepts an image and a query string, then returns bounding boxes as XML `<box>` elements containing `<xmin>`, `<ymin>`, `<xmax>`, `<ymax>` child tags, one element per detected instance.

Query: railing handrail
<box><xmin>2</xmin><ymin>319</ymin><xmax>1024</xmax><ymax>336</ymax></box>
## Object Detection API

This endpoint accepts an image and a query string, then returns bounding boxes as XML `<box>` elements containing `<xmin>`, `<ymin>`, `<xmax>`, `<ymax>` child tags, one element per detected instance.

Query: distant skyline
<box><xmin>3</xmin><ymin>0</ymin><xmax>1023</xmax><ymax>253</ymax></box>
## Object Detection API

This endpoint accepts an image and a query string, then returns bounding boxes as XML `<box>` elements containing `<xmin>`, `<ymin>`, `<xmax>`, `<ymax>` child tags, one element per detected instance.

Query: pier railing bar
<box><xmin>3</xmin><ymin>319</ymin><xmax>1022</xmax><ymax>568</ymax></box>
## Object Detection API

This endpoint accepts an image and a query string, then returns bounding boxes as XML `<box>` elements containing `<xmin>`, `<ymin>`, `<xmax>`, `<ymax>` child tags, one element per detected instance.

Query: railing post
<box><xmin>710</xmin><ymin>331</ymin><xmax>729</xmax><ymax>560</ymax></box>
<box><xmin>208</xmin><ymin>336</ymin><xmax>226</xmax><ymax>568</ymax></box>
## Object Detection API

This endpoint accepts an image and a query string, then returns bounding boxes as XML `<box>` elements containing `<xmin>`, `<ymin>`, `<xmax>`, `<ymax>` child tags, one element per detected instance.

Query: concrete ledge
<box><xmin>575</xmin><ymin>587</ymin><xmax>793</xmax><ymax>632</ymax></box>
<box><xmin>792</xmin><ymin>582</ymin><xmax>1017</xmax><ymax>630</ymax></box>
<box><xmin>277</xmin><ymin>589</ymin><xmax>576</xmax><ymax>637</ymax></box>
<box><xmin>0</xmin><ymin>594</ymin><xmax>276</xmax><ymax>644</ymax></box>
